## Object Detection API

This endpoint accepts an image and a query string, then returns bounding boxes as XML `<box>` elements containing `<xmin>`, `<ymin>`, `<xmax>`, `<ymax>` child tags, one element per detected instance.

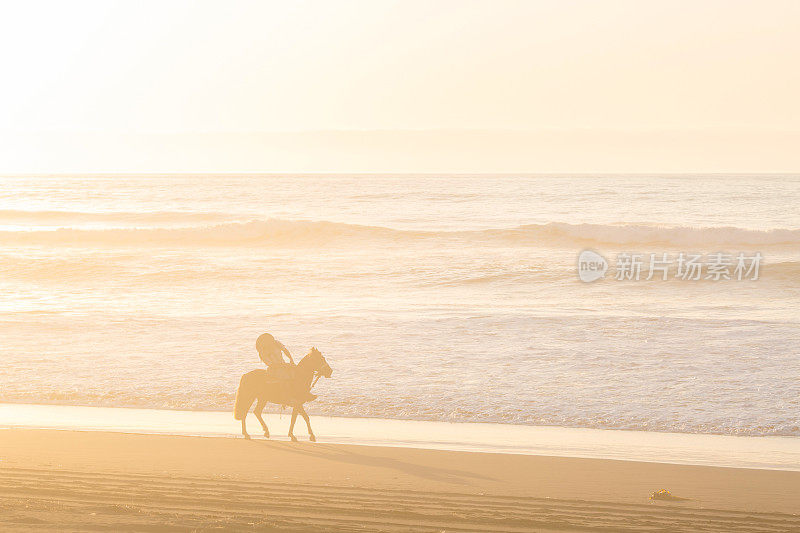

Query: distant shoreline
<box><xmin>2</xmin><ymin>403</ymin><xmax>799</xmax><ymax>472</ymax></box>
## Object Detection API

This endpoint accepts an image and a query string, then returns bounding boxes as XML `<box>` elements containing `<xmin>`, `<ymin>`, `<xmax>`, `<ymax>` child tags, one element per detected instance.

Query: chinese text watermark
<box><xmin>577</xmin><ymin>250</ymin><xmax>762</xmax><ymax>282</ymax></box>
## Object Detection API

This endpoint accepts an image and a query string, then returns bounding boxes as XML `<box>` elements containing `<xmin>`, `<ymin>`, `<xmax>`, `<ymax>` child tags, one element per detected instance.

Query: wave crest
<box><xmin>0</xmin><ymin>209</ymin><xmax>234</xmax><ymax>225</ymax></box>
<box><xmin>0</xmin><ymin>219</ymin><xmax>797</xmax><ymax>248</ymax></box>
<box><xmin>518</xmin><ymin>222</ymin><xmax>800</xmax><ymax>248</ymax></box>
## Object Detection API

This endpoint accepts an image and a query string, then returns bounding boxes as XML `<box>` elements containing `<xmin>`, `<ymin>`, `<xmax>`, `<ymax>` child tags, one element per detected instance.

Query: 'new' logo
<box><xmin>577</xmin><ymin>250</ymin><xmax>608</xmax><ymax>282</ymax></box>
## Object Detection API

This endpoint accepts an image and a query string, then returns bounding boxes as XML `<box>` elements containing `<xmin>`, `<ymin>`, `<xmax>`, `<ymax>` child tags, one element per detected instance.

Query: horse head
<box><xmin>308</xmin><ymin>346</ymin><xmax>333</xmax><ymax>378</ymax></box>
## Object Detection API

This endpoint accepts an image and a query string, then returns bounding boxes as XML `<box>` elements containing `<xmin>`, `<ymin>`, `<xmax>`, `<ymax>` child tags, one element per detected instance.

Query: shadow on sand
<box><xmin>255</xmin><ymin>440</ymin><xmax>496</xmax><ymax>485</ymax></box>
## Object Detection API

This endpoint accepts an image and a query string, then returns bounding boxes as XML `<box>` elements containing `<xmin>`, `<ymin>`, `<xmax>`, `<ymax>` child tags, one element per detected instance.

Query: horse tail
<box><xmin>233</xmin><ymin>370</ymin><xmax>261</xmax><ymax>420</ymax></box>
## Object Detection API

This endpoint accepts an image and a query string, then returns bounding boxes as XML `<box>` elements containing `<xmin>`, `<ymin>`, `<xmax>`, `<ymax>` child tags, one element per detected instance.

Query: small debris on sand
<box><xmin>650</xmin><ymin>489</ymin><xmax>690</xmax><ymax>502</ymax></box>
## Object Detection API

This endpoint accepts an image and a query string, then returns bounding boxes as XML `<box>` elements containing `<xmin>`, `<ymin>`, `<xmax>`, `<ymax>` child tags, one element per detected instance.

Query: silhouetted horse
<box><xmin>234</xmin><ymin>347</ymin><xmax>332</xmax><ymax>441</ymax></box>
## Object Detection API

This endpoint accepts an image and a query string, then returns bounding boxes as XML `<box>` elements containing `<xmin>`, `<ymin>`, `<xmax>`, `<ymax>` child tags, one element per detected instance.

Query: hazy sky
<box><xmin>1</xmin><ymin>0</ymin><xmax>798</xmax><ymax>172</ymax></box>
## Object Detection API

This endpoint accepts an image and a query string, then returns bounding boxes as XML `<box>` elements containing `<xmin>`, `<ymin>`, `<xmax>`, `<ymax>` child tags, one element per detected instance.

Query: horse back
<box><xmin>244</xmin><ymin>368</ymin><xmax>268</xmax><ymax>380</ymax></box>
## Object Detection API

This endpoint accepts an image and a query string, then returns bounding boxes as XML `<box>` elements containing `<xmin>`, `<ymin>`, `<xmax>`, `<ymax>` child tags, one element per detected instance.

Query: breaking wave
<box><xmin>520</xmin><ymin>222</ymin><xmax>800</xmax><ymax>248</ymax></box>
<box><xmin>0</xmin><ymin>209</ymin><xmax>235</xmax><ymax>225</ymax></box>
<box><xmin>0</xmin><ymin>219</ymin><xmax>798</xmax><ymax>248</ymax></box>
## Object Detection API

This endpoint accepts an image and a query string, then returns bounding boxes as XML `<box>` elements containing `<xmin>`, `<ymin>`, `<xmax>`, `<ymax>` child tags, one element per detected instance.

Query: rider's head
<box><xmin>256</xmin><ymin>333</ymin><xmax>276</xmax><ymax>357</ymax></box>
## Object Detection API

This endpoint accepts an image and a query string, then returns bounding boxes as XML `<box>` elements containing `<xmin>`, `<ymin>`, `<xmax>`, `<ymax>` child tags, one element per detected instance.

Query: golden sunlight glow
<box><xmin>1</xmin><ymin>0</ymin><xmax>799</xmax><ymax>172</ymax></box>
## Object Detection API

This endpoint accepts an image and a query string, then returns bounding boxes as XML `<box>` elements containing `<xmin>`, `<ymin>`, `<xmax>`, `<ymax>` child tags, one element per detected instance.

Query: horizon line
<box><xmin>2</xmin><ymin>171</ymin><xmax>799</xmax><ymax>177</ymax></box>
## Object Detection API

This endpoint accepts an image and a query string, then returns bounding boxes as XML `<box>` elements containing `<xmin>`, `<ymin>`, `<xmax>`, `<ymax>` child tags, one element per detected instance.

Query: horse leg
<box><xmin>299</xmin><ymin>406</ymin><xmax>316</xmax><ymax>442</ymax></box>
<box><xmin>241</xmin><ymin>416</ymin><xmax>250</xmax><ymax>440</ymax></box>
<box><xmin>254</xmin><ymin>400</ymin><xmax>269</xmax><ymax>438</ymax></box>
<box><xmin>288</xmin><ymin>407</ymin><xmax>299</xmax><ymax>442</ymax></box>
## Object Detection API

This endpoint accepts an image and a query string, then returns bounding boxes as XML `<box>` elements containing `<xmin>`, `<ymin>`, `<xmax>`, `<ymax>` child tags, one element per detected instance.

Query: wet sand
<box><xmin>1</xmin><ymin>429</ymin><xmax>799</xmax><ymax>531</ymax></box>
<box><xmin>4</xmin><ymin>403</ymin><xmax>800</xmax><ymax>470</ymax></box>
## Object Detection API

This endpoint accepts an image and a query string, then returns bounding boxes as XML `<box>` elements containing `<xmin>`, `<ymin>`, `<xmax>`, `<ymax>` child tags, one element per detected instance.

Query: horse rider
<box><xmin>256</xmin><ymin>333</ymin><xmax>316</xmax><ymax>402</ymax></box>
<box><xmin>256</xmin><ymin>332</ymin><xmax>294</xmax><ymax>380</ymax></box>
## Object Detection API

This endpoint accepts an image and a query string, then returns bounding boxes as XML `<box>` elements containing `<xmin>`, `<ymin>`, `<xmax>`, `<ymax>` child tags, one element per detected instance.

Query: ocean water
<box><xmin>0</xmin><ymin>174</ymin><xmax>798</xmax><ymax>436</ymax></box>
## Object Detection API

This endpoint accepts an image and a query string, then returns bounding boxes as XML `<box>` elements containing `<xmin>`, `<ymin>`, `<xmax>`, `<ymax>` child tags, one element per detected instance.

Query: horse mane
<box><xmin>296</xmin><ymin>347</ymin><xmax>320</xmax><ymax>371</ymax></box>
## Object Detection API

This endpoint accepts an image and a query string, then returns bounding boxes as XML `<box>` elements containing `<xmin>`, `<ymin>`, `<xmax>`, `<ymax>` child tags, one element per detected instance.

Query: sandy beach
<box><xmin>1</xmin><ymin>429</ymin><xmax>798</xmax><ymax>532</ymax></box>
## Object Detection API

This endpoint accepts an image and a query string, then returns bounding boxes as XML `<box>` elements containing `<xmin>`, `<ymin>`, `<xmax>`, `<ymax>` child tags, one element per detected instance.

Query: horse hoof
<box><xmin>243</xmin><ymin>434</ymin><xmax>251</xmax><ymax>440</ymax></box>
<box><xmin>290</xmin><ymin>435</ymin><xmax>298</xmax><ymax>442</ymax></box>
<box><xmin>264</xmin><ymin>432</ymin><xmax>270</xmax><ymax>438</ymax></box>
<box><xmin>309</xmin><ymin>434</ymin><xmax>316</xmax><ymax>442</ymax></box>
